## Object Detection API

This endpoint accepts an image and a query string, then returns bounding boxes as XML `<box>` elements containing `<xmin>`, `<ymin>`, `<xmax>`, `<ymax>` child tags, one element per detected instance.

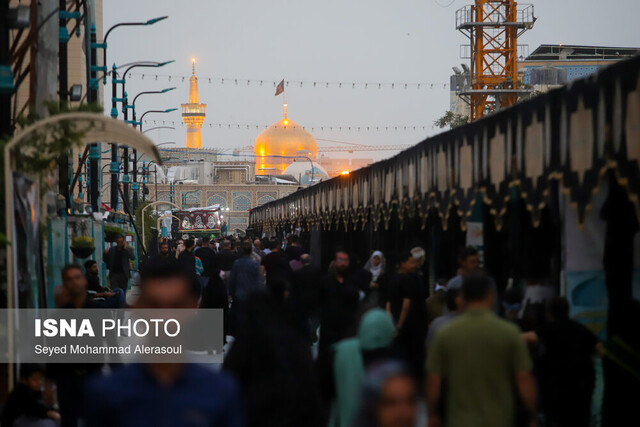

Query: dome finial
<box><xmin>283</xmin><ymin>85</ymin><xmax>288</xmax><ymax>121</ymax></box>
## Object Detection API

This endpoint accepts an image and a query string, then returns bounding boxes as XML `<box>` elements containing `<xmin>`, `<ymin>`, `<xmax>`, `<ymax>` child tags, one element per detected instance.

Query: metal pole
<box><xmin>110</xmin><ymin>64</ymin><xmax>118</xmax><ymax>209</ymax></box>
<box><xmin>154</xmin><ymin>164</ymin><xmax>158</xmax><ymax>203</ymax></box>
<box><xmin>88</xmin><ymin>23</ymin><xmax>99</xmax><ymax>212</ymax></box>
<box><xmin>141</xmin><ymin>163</ymin><xmax>146</xmax><ymax>202</ymax></box>
<box><xmin>121</xmin><ymin>89</ymin><xmax>129</xmax><ymax>212</ymax></box>
<box><xmin>0</xmin><ymin>0</ymin><xmax>12</xmax><ymax>137</ymax></box>
<box><xmin>58</xmin><ymin>0</ymin><xmax>70</xmax><ymax>210</ymax></box>
<box><xmin>131</xmin><ymin>105</ymin><xmax>138</xmax><ymax>210</ymax></box>
<box><xmin>1</xmin><ymin>0</ymin><xmax>13</xmax><ymax>391</ymax></box>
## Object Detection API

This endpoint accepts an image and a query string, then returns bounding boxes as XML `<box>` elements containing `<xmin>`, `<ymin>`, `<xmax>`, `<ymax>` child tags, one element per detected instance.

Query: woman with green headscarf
<box><xmin>329</xmin><ymin>308</ymin><xmax>397</xmax><ymax>427</ymax></box>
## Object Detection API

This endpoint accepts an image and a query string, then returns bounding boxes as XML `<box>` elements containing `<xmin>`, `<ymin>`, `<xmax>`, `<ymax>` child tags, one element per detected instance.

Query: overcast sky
<box><xmin>103</xmin><ymin>0</ymin><xmax>640</xmax><ymax>161</ymax></box>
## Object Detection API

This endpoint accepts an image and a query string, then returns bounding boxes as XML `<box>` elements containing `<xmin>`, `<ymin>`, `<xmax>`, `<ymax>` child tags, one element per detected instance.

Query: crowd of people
<box><xmin>2</xmin><ymin>233</ymin><xmax>603</xmax><ymax>427</ymax></box>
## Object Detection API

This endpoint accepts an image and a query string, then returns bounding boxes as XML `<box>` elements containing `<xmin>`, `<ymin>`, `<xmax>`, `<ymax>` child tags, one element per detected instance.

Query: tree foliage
<box><xmin>434</xmin><ymin>110</ymin><xmax>469</xmax><ymax>130</ymax></box>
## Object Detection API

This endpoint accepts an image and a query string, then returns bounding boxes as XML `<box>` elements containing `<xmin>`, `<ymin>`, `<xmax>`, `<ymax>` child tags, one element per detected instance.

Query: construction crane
<box><xmin>234</xmin><ymin>144</ymin><xmax>413</xmax><ymax>154</ymax></box>
<box><xmin>456</xmin><ymin>1</ymin><xmax>536</xmax><ymax>120</ymax></box>
<box><xmin>316</xmin><ymin>144</ymin><xmax>413</xmax><ymax>153</ymax></box>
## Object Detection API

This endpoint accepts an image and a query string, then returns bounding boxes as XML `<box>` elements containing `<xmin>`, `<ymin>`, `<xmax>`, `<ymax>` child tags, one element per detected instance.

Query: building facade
<box><xmin>518</xmin><ymin>44</ymin><xmax>640</xmax><ymax>84</ymax></box>
<box><xmin>136</xmin><ymin>147</ymin><xmax>299</xmax><ymax>232</ymax></box>
<box><xmin>150</xmin><ymin>182</ymin><xmax>299</xmax><ymax>233</ymax></box>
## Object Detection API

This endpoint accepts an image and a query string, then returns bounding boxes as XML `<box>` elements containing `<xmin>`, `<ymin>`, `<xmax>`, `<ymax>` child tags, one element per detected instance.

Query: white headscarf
<box><xmin>365</xmin><ymin>250</ymin><xmax>385</xmax><ymax>281</ymax></box>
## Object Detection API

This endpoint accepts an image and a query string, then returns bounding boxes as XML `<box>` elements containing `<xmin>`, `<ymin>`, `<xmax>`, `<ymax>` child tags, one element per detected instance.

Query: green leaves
<box><xmin>433</xmin><ymin>110</ymin><xmax>469</xmax><ymax>130</ymax></box>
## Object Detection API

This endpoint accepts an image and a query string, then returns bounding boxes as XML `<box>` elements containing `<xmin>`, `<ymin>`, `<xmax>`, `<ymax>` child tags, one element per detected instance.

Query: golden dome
<box><xmin>254</xmin><ymin>118</ymin><xmax>317</xmax><ymax>174</ymax></box>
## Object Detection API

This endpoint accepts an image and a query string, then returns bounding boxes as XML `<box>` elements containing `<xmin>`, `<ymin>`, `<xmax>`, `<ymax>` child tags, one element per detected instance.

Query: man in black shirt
<box><xmin>317</xmin><ymin>250</ymin><xmax>360</xmax><ymax>405</ymax></box>
<box><xmin>387</xmin><ymin>251</ymin><xmax>428</xmax><ymax>378</ymax></box>
<box><xmin>177</xmin><ymin>239</ymin><xmax>197</xmax><ymax>277</ymax></box>
<box><xmin>146</xmin><ymin>241</ymin><xmax>176</xmax><ymax>269</ymax></box>
<box><xmin>51</xmin><ymin>265</ymin><xmax>107</xmax><ymax>426</ymax></box>
<box><xmin>2</xmin><ymin>364</ymin><xmax>59</xmax><ymax>426</ymax></box>
<box><xmin>524</xmin><ymin>297</ymin><xmax>600</xmax><ymax>427</ymax></box>
<box><xmin>290</xmin><ymin>254</ymin><xmax>322</xmax><ymax>343</ymax></box>
<box><xmin>84</xmin><ymin>260</ymin><xmax>102</xmax><ymax>293</ymax></box>
<box><xmin>284</xmin><ymin>234</ymin><xmax>304</xmax><ymax>262</ymax></box>
<box><xmin>60</xmin><ymin>264</ymin><xmax>108</xmax><ymax>309</ymax></box>
<box><xmin>216</xmin><ymin>240</ymin><xmax>238</xmax><ymax>272</ymax></box>
<box><xmin>105</xmin><ymin>235</ymin><xmax>135</xmax><ymax>294</ymax></box>
<box><xmin>195</xmin><ymin>236</ymin><xmax>217</xmax><ymax>277</ymax></box>
<box><xmin>260</xmin><ymin>239</ymin><xmax>292</xmax><ymax>290</ymax></box>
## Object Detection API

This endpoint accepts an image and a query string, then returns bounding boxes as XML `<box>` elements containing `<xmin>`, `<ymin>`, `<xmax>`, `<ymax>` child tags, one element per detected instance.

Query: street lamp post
<box><xmin>128</xmin><ymin>109</ymin><xmax>178</xmax><ymax>206</ymax></box>
<box><xmin>135</xmin><ymin>153</ymin><xmax>170</xmax><ymax>202</ymax></box>
<box><xmin>141</xmin><ymin>161</ymin><xmax>160</xmax><ymax>203</ymax></box>
<box><xmin>101</xmin><ymin>16</ymin><xmax>168</xmax><ymax>84</ymax></box>
<box><xmin>122</xmin><ymin>83</ymin><xmax>175</xmax><ymax>211</ymax></box>
<box><xmin>143</xmin><ymin>126</ymin><xmax>175</xmax><ymax>134</ymax></box>
<box><xmin>132</xmin><ymin>108</ymin><xmax>178</xmax><ymax>133</ymax></box>
<box><xmin>101</xmin><ymin>14</ymin><xmax>168</xmax><ymax>210</ymax></box>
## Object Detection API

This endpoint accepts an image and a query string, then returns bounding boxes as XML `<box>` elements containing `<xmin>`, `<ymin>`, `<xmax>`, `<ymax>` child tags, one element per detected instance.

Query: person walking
<box><xmin>260</xmin><ymin>239</ymin><xmax>292</xmax><ymax>290</ymax></box>
<box><xmin>177</xmin><ymin>239</ymin><xmax>197</xmax><ymax>277</ymax></box>
<box><xmin>146</xmin><ymin>241</ymin><xmax>176</xmax><ymax>269</ymax></box>
<box><xmin>224</xmin><ymin>291</ymin><xmax>322</xmax><ymax>427</ymax></box>
<box><xmin>285</xmin><ymin>234</ymin><xmax>304</xmax><ymax>262</ymax></box>
<box><xmin>523</xmin><ymin>297</ymin><xmax>600</xmax><ymax>427</ymax></box>
<box><xmin>386</xmin><ymin>251</ymin><xmax>428</xmax><ymax>378</ymax></box>
<box><xmin>447</xmin><ymin>246</ymin><xmax>499</xmax><ymax>312</ymax></box>
<box><xmin>354</xmin><ymin>361</ymin><xmax>419</xmax><ymax>427</ymax></box>
<box><xmin>318</xmin><ymin>250</ymin><xmax>361</xmax><ymax>409</ymax></box>
<box><xmin>253</xmin><ymin>239</ymin><xmax>265</xmax><ymax>258</ymax></box>
<box><xmin>329</xmin><ymin>308</ymin><xmax>396</xmax><ymax>427</ymax></box>
<box><xmin>104</xmin><ymin>235</ymin><xmax>135</xmax><ymax>294</ymax></box>
<box><xmin>426</xmin><ymin>272</ymin><xmax>536</xmax><ymax>427</ymax></box>
<box><xmin>364</xmin><ymin>251</ymin><xmax>385</xmax><ymax>285</ymax></box>
<box><xmin>360</xmin><ymin>251</ymin><xmax>385</xmax><ymax>305</ymax></box>
<box><xmin>290</xmin><ymin>254</ymin><xmax>323</xmax><ymax>343</ymax></box>
<box><xmin>446</xmin><ymin>246</ymin><xmax>481</xmax><ymax>289</ymax></box>
<box><xmin>216</xmin><ymin>240</ymin><xmax>238</xmax><ymax>278</ymax></box>
<box><xmin>229</xmin><ymin>242</ymin><xmax>262</xmax><ymax>333</ymax></box>
<box><xmin>86</xmin><ymin>263</ymin><xmax>243</xmax><ymax>426</ymax></box>
<box><xmin>50</xmin><ymin>265</ymin><xmax>106</xmax><ymax>427</ymax></box>
<box><xmin>194</xmin><ymin>236</ymin><xmax>217</xmax><ymax>278</ymax></box>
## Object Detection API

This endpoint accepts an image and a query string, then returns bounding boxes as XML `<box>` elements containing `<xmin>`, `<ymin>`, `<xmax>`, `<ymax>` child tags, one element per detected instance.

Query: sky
<box><xmin>102</xmin><ymin>0</ymin><xmax>640</xmax><ymax>161</ymax></box>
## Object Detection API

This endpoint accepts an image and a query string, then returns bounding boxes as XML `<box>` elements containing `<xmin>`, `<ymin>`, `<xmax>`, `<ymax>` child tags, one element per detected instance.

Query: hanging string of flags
<box><xmin>142</xmin><ymin>119</ymin><xmax>432</xmax><ymax>132</ymax></box>
<box><xmin>128</xmin><ymin>73</ymin><xmax>449</xmax><ymax>90</ymax></box>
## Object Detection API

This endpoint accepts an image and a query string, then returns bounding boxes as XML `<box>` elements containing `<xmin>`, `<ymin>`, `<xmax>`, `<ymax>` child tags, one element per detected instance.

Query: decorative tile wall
<box><xmin>206</xmin><ymin>191</ymin><xmax>228</xmax><ymax>208</ymax></box>
<box><xmin>232</xmin><ymin>191</ymin><xmax>252</xmax><ymax>211</ymax></box>
<box><xmin>257</xmin><ymin>191</ymin><xmax>277</xmax><ymax>206</ymax></box>
<box><xmin>156</xmin><ymin>192</ymin><xmax>171</xmax><ymax>202</ymax></box>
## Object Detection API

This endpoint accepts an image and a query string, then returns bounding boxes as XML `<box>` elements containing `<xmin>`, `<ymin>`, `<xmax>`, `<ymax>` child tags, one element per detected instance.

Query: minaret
<box><xmin>181</xmin><ymin>58</ymin><xmax>206</xmax><ymax>148</ymax></box>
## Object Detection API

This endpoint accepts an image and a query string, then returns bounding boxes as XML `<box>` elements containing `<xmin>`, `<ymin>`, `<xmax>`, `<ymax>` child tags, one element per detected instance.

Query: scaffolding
<box><xmin>456</xmin><ymin>1</ymin><xmax>536</xmax><ymax>120</ymax></box>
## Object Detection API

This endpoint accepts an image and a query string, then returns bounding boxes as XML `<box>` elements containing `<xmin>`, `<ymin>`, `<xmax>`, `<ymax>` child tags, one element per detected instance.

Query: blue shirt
<box><xmin>86</xmin><ymin>364</ymin><xmax>243</xmax><ymax>427</ymax></box>
<box><xmin>229</xmin><ymin>256</ymin><xmax>261</xmax><ymax>301</ymax></box>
